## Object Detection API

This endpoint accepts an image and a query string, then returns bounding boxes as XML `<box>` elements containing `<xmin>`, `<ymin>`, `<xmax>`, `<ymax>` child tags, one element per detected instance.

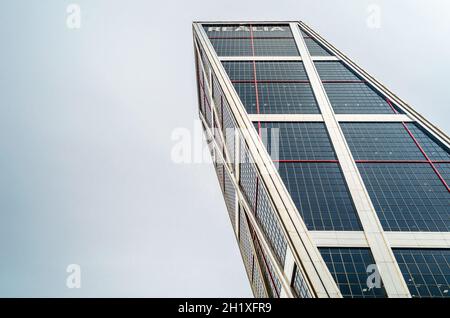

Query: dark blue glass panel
<box><xmin>258</xmin><ymin>83</ymin><xmax>319</xmax><ymax>114</ymax></box>
<box><xmin>256</xmin><ymin>181</ymin><xmax>287</xmax><ymax>264</ymax></box>
<box><xmin>233</xmin><ymin>83</ymin><xmax>320</xmax><ymax>114</ymax></box>
<box><xmin>315</xmin><ymin>61</ymin><xmax>361</xmax><ymax>81</ymax></box>
<box><xmin>223</xmin><ymin>61</ymin><xmax>308</xmax><ymax>81</ymax></box>
<box><xmin>239</xmin><ymin>139</ymin><xmax>258</xmax><ymax>211</ymax></box>
<box><xmin>393</xmin><ymin>249</ymin><xmax>450</xmax><ymax>298</ymax></box>
<box><xmin>406</xmin><ymin>123</ymin><xmax>450</xmax><ymax>161</ymax></box>
<box><xmin>304</xmin><ymin>38</ymin><xmax>332</xmax><ymax>56</ymax></box>
<box><xmin>253</xmin><ymin>38</ymin><xmax>299</xmax><ymax>56</ymax></box>
<box><xmin>435</xmin><ymin>163</ymin><xmax>450</xmax><ymax>184</ymax></box>
<box><xmin>324</xmin><ymin>83</ymin><xmax>394</xmax><ymax>114</ymax></box>
<box><xmin>278</xmin><ymin>163</ymin><xmax>361</xmax><ymax>231</ymax></box>
<box><xmin>259</xmin><ymin>122</ymin><xmax>336</xmax><ymax>160</ymax></box>
<box><xmin>358</xmin><ymin>163</ymin><xmax>450</xmax><ymax>232</ymax></box>
<box><xmin>320</xmin><ymin>248</ymin><xmax>387</xmax><ymax>298</ymax></box>
<box><xmin>341</xmin><ymin>123</ymin><xmax>424</xmax><ymax>160</ymax></box>
<box><xmin>209</xmin><ymin>38</ymin><xmax>252</xmax><ymax>56</ymax></box>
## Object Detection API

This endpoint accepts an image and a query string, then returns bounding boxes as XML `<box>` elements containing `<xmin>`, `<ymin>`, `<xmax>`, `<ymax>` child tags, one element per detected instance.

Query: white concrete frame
<box><xmin>192</xmin><ymin>20</ymin><xmax>450</xmax><ymax>298</ymax></box>
<box><xmin>248</xmin><ymin>114</ymin><xmax>413</xmax><ymax>123</ymax></box>
<box><xmin>310</xmin><ymin>232</ymin><xmax>450</xmax><ymax>249</ymax></box>
<box><xmin>194</xmin><ymin>22</ymin><xmax>342</xmax><ymax>298</ymax></box>
<box><xmin>291</xmin><ymin>22</ymin><xmax>410</xmax><ymax>298</ymax></box>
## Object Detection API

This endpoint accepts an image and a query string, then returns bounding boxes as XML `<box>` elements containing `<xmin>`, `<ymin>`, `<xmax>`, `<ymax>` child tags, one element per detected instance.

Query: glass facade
<box><xmin>393</xmin><ymin>249</ymin><xmax>450</xmax><ymax>298</ymax></box>
<box><xmin>194</xmin><ymin>21</ymin><xmax>450</xmax><ymax>298</ymax></box>
<box><xmin>320</xmin><ymin>248</ymin><xmax>387</xmax><ymax>298</ymax></box>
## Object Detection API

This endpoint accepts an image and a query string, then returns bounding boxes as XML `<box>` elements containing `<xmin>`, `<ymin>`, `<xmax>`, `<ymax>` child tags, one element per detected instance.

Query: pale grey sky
<box><xmin>0</xmin><ymin>0</ymin><xmax>448</xmax><ymax>297</ymax></box>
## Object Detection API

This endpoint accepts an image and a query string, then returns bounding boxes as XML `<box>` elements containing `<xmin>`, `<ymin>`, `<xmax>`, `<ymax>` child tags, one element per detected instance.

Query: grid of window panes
<box><xmin>341</xmin><ymin>120</ymin><xmax>450</xmax><ymax>232</ymax></box>
<box><xmin>224</xmin><ymin>169</ymin><xmax>237</xmax><ymax>230</ymax></box>
<box><xmin>435</xmin><ymin>163</ymin><xmax>450</xmax><ymax>183</ymax></box>
<box><xmin>223</xmin><ymin>61</ymin><xmax>320</xmax><ymax>115</ymax></box>
<box><xmin>341</xmin><ymin>123</ymin><xmax>425</xmax><ymax>160</ymax></box>
<box><xmin>239</xmin><ymin>139</ymin><xmax>289</xmax><ymax>266</ymax></box>
<box><xmin>259</xmin><ymin>122</ymin><xmax>337</xmax><ymax>160</ymax></box>
<box><xmin>252</xmin><ymin>260</ymin><xmax>268</xmax><ymax>298</ymax></box>
<box><xmin>323</xmin><ymin>83</ymin><xmax>395</xmax><ymax>114</ymax></box>
<box><xmin>234</xmin><ymin>83</ymin><xmax>320</xmax><ymax>114</ymax></box>
<box><xmin>315</xmin><ymin>61</ymin><xmax>361</xmax><ymax>81</ymax></box>
<box><xmin>204</xmin><ymin>24</ymin><xmax>299</xmax><ymax>57</ymax></box>
<box><xmin>239</xmin><ymin>139</ymin><xmax>258</xmax><ymax>212</ymax></box>
<box><xmin>405</xmin><ymin>123</ymin><xmax>450</xmax><ymax>161</ymax></box>
<box><xmin>278</xmin><ymin>163</ymin><xmax>361</xmax><ymax>231</ymax></box>
<box><xmin>292</xmin><ymin>266</ymin><xmax>313</xmax><ymax>298</ymax></box>
<box><xmin>256</xmin><ymin>181</ymin><xmax>288</xmax><ymax>264</ymax></box>
<box><xmin>314</xmin><ymin>59</ymin><xmax>402</xmax><ymax>114</ymax></box>
<box><xmin>223</xmin><ymin>61</ymin><xmax>309</xmax><ymax>81</ymax></box>
<box><xmin>393</xmin><ymin>249</ymin><xmax>450</xmax><ymax>298</ymax></box>
<box><xmin>358</xmin><ymin>163</ymin><xmax>450</xmax><ymax>232</ymax></box>
<box><xmin>239</xmin><ymin>206</ymin><xmax>257</xmax><ymax>281</ymax></box>
<box><xmin>240</xmin><ymin>205</ymin><xmax>283</xmax><ymax>298</ymax></box>
<box><xmin>298</xmin><ymin>27</ymin><xmax>332</xmax><ymax>56</ymax></box>
<box><xmin>218</xmin><ymin>86</ymin><xmax>237</xmax><ymax>169</ymax></box>
<box><xmin>320</xmin><ymin>248</ymin><xmax>387</xmax><ymax>298</ymax></box>
<box><xmin>253</xmin><ymin>235</ymin><xmax>283</xmax><ymax>297</ymax></box>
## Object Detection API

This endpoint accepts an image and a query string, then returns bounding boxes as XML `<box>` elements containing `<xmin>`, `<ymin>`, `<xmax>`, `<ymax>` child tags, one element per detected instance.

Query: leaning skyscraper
<box><xmin>192</xmin><ymin>21</ymin><xmax>450</xmax><ymax>298</ymax></box>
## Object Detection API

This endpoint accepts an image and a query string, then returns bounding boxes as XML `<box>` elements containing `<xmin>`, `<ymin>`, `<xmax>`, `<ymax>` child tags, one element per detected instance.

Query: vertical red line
<box><xmin>387</xmin><ymin>98</ymin><xmax>449</xmax><ymax>191</ymax></box>
<box><xmin>249</xmin><ymin>24</ymin><xmax>262</xmax><ymax>137</ymax></box>
<box><xmin>402</xmin><ymin>122</ymin><xmax>450</xmax><ymax>192</ymax></box>
<box><xmin>386</xmin><ymin>98</ymin><xmax>399</xmax><ymax>114</ymax></box>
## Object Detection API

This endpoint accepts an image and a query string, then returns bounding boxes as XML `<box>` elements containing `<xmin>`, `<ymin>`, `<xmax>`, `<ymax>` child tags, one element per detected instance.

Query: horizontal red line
<box><xmin>273</xmin><ymin>160</ymin><xmax>339</xmax><ymax>163</ymax></box>
<box><xmin>271</xmin><ymin>159</ymin><xmax>449</xmax><ymax>164</ymax></box>
<box><xmin>208</xmin><ymin>36</ymin><xmax>293</xmax><ymax>40</ymax></box>
<box><xmin>231</xmin><ymin>80</ymin><xmax>310</xmax><ymax>84</ymax></box>
<box><xmin>355</xmin><ymin>160</ymin><xmax>429</xmax><ymax>164</ymax></box>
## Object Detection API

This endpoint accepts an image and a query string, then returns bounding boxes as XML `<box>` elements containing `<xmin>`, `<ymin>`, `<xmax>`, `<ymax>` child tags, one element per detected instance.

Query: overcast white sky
<box><xmin>0</xmin><ymin>0</ymin><xmax>449</xmax><ymax>297</ymax></box>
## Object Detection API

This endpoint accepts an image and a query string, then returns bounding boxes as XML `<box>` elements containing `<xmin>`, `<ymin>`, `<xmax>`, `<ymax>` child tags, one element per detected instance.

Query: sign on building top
<box><xmin>207</xmin><ymin>26</ymin><xmax>287</xmax><ymax>32</ymax></box>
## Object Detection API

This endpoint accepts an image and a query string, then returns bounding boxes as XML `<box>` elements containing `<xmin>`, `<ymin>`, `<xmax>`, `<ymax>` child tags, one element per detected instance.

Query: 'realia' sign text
<box><xmin>208</xmin><ymin>26</ymin><xmax>287</xmax><ymax>32</ymax></box>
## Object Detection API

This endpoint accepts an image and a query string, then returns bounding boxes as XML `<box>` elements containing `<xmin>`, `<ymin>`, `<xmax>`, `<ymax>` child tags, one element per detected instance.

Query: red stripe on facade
<box><xmin>355</xmin><ymin>160</ymin><xmax>430</xmax><ymax>164</ymax></box>
<box><xmin>386</xmin><ymin>98</ymin><xmax>399</xmax><ymax>114</ymax></box>
<box><xmin>402</xmin><ymin>122</ymin><xmax>450</xmax><ymax>192</ymax></box>
<box><xmin>231</xmin><ymin>80</ymin><xmax>310</xmax><ymax>84</ymax></box>
<box><xmin>208</xmin><ymin>36</ymin><xmax>292</xmax><ymax>40</ymax></box>
<box><xmin>273</xmin><ymin>159</ymin><xmax>339</xmax><ymax>163</ymax></box>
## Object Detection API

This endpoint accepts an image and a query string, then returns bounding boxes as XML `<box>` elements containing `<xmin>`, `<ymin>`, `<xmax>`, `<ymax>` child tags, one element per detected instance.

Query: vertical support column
<box><xmin>290</xmin><ymin>22</ymin><xmax>410</xmax><ymax>298</ymax></box>
<box><xmin>280</xmin><ymin>249</ymin><xmax>296</xmax><ymax>298</ymax></box>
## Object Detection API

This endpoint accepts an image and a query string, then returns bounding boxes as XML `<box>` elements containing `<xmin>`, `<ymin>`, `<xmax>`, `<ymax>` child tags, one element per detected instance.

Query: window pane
<box><xmin>304</xmin><ymin>38</ymin><xmax>332</xmax><ymax>56</ymax></box>
<box><xmin>359</xmin><ymin>163</ymin><xmax>450</xmax><ymax>232</ymax></box>
<box><xmin>278</xmin><ymin>162</ymin><xmax>361</xmax><ymax>231</ymax></box>
<box><xmin>259</xmin><ymin>122</ymin><xmax>336</xmax><ymax>160</ymax></box>
<box><xmin>393</xmin><ymin>249</ymin><xmax>450</xmax><ymax>298</ymax></box>
<box><xmin>406</xmin><ymin>123</ymin><xmax>450</xmax><ymax>161</ymax></box>
<box><xmin>320</xmin><ymin>248</ymin><xmax>387</xmax><ymax>298</ymax></box>
<box><xmin>341</xmin><ymin>123</ymin><xmax>424</xmax><ymax>160</ymax></box>
<box><xmin>315</xmin><ymin>61</ymin><xmax>361</xmax><ymax>81</ymax></box>
<box><xmin>324</xmin><ymin>83</ymin><xmax>395</xmax><ymax>114</ymax></box>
